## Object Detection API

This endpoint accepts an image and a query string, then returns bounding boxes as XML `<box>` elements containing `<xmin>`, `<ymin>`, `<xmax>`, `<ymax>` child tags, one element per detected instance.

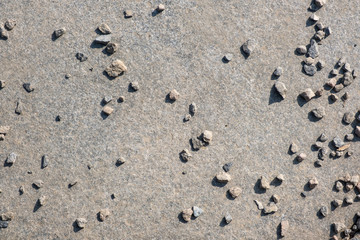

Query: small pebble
<box><xmin>189</xmin><ymin>103</ymin><xmax>197</xmax><ymax>115</ymax></box>
<box><xmin>342</xmin><ymin>92</ymin><xmax>349</xmax><ymax>101</ymax></box>
<box><xmin>55</xmin><ymin>115</ymin><xmax>61</xmax><ymax>122</ymax></box>
<box><xmin>326</xmin><ymin>78</ymin><xmax>337</xmax><ymax>88</ymax></box>
<box><xmin>313</xmin><ymin>142</ymin><xmax>323</xmax><ymax>149</ymax></box>
<box><xmin>318</xmin><ymin>148</ymin><xmax>328</xmax><ymax>160</ymax></box>
<box><xmin>280</xmin><ymin>221</ymin><xmax>289</xmax><ymax>237</ymax></box>
<box><xmin>314</xmin><ymin>0</ymin><xmax>326</xmax><ymax>7</ymax></box>
<box><xmin>38</xmin><ymin>195</ymin><xmax>46</xmax><ymax>206</ymax></box>
<box><xmin>223</xmin><ymin>53</ymin><xmax>233</xmax><ymax>62</ymax></box>
<box><xmin>202</xmin><ymin>130</ymin><xmax>213</xmax><ymax>143</ymax></box>
<box><xmin>0</xmin><ymin>221</ymin><xmax>8</xmax><ymax>228</ymax></box>
<box><xmin>343</xmin><ymin>112</ymin><xmax>354</xmax><ymax>124</ymax></box>
<box><xmin>303</xmin><ymin>64</ymin><xmax>317</xmax><ymax>76</ymax></box>
<box><xmin>183</xmin><ymin>114</ymin><xmax>191</xmax><ymax>122</ymax></box>
<box><xmin>352</xmin><ymin>69</ymin><xmax>358</xmax><ymax>79</ymax></box>
<box><xmin>98</xmin><ymin>209</ymin><xmax>111</xmax><ymax>221</ymax></box>
<box><xmin>319</xmin><ymin>133</ymin><xmax>327</xmax><ymax>142</ymax></box>
<box><xmin>0</xmin><ymin>80</ymin><xmax>5</xmax><ymax>89</ymax></box>
<box><xmin>65</xmin><ymin>74</ymin><xmax>71</xmax><ymax>79</ymax></box>
<box><xmin>98</xmin><ymin>23</ymin><xmax>111</xmax><ymax>34</ymax></box>
<box><xmin>223</xmin><ymin>162</ymin><xmax>233</xmax><ymax>172</ymax></box>
<box><xmin>124</xmin><ymin>10</ymin><xmax>133</xmax><ymax>18</ymax></box>
<box><xmin>330</xmin><ymin>94</ymin><xmax>338</xmax><ymax>102</ymax></box>
<box><xmin>54</xmin><ymin>28</ymin><xmax>66</xmax><ymax>38</ymax></box>
<box><xmin>324</xmin><ymin>26</ymin><xmax>332</xmax><ymax>36</ymax></box>
<box><xmin>347</xmin><ymin>151</ymin><xmax>353</xmax><ymax>157</ymax></box>
<box><xmin>308</xmin><ymin>177</ymin><xmax>318</xmax><ymax>189</ymax></box>
<box><xmin>314</xmin><ymin>30</ymin><xmax>325</xmax><ymax>41</ymax></box>
<box><xmin>33</xmin><ymin>180</ymin><xmax>44</xmax><ymax>189</ymax></box>
<box><xmin>296</xmin><ymin>45</ymin><xmax>307</xmax><ymax>55</ymax></box>
<box><xmin>296</xmin><ymin>153</ymin><xmax>307</xmax><ymax>162</ymax></box>
<box><xmin>333</xmin><ymin>137</ymin><xmax>345</xmax><ymax>148</ymax></box>
<box><xmin>181</xmin><ymin>208</ymin><xmax>193</xmax><ymax>222</ymax></box>
<box><xmin>76</xmin><ymin>53</ymin><xmax>88</xmax><ymax>62</ymax></box>
<box><xmin>276</xmin><ymin>174</ymin><xmax>285</xmax><ymax>182</ymax></box>
<box><xmin>103</xmin><ymin>96</ymin><xmax>112</xmax><ymax>104</ymax></box>
<box><xmin>130</xmin><ymin>81</ymin><xmax>139</xmax><ymax>91</ymax></box>
<box><xmin>168</xmin><ymin>89</ymin><xmax>180</xmax><ymax>101</ymax></box>
<box><xmin>156</xmin><ymin>4</ymin><xmax>165</xmax><ymax>12</ymax></box>
<box><xmin>116</xmin><ymin>157</ymin><xmax>126</xmax><ymax>166</ymax></box>
<box><xmin>343</xmin><ymin>63</ymin><xmax>352</xmax><ymax>72</ymax></box>
<box><xmin>273</xmin><ymin>67</ymin><xmax>283</xmax><ymax>77</ymax></box>
<box><xmin>307</xmin><ymin>39</ymin><xmax>319</xmax><ymax>59</ymax></box>
<box><xmin>192</xmin><ymin>206</ymin><xmax>203</xmax><ymax>218</ymax></box>
<box><xmin>333</xmin><ymin>222</ymin><xmax>346</xmax><ymax>234</ymax></box>
<box><xmin>311</xmin><ymin>107</ymin><xmax>326</xmax><ymax>119</ymax></box>
<box><xmin>355</xmin><ymin>126</ymin><xmax>360</xmax><ymax>137</ymax></box>
<box><xmin>105</xmin><ymin>42</ymin><xmax>118</xmax><ymax>54</ymax></box>
<box><xmin>0</xmin><ymin>26</ymin><xmax>8</xmax><ymax>40</ymax></box>
<box><xmin>75</xmin><ymin>218</ymin><xmax>87</xmax><ymax>229</ymax></box>
<box><xmin>105</xmin><ymin>60</ymin><xmax>127</xmax><ymax>77</ymax></box>
<box><xmin>228</xmin><ymin>187</ymin><xmax>242</xmax><ymax>198</ymax></box>
<box><xmin>242</xmin><ymin>39</ymin><xmax>256</xmax><ymax>56</ymax></box>
<box><xmin>216</xmin><ymin>172</ymin><xmax>231</xmax><ymax>183</ymax></box>
<box><xmin>259</xmin><ymin>176</ymin><xmax>270</xmax><ymax>190</ymax></box>
<box><xmin>191</xmin><ymin>137</ymin><xmax>205</xmax><ymax>150</ymax></box>
<box><xmin>254</xmin><ymin>200</ymin><xmax>264</xmax><ymax>210</ymax></box>
<box><xmin>118</xmin><ymin>96</ymin><xmax>125</xmax><ymax>102</ymax></box>
<box><xmin>102</xmin><ymin>106</ymin><xmax>114</xmax><ymax>116</ymax></box>
<box><xmin>224</xmin><ymin>213</ymin><xmax>232</xmax><ymax>224</ymax></box>
<box><xmin>23</xmin><ymin>83</ymin><xmax>34</xmax><ymax>92</ymax></box>
<box><xmin>290</xmin><ymin>142</ymin><xmax>299</xmax><ymax>154</ymax></box>
<box><xmin>41</xmin><ymin>155</ymin><xmax>48</xmax><ymax>169</ymax></box>
<box><xmin>94</xmin><ymin>35</ymin><xmax>111</xmax><ymax>45</ymax></box>
<box><xmin>315</xmin><ymin>22</ymin><xmax>325</xmax><ymax>30</ymax></box>
<box><xmin>345</xmin><ymin>182</ymin><xmax>354</xmax><ymax>191</ymax></box>
<box><xmin>331</xmin><ymin>69</ymin><xmax>339</xmax><ymax>76</ymax></box>
<box><xmin>6</xmin><ymin>152</ymin><xmax>16</xmax><ymax>165</ymax></box>
<box><xmin>272</xmin><ymin>194</ymin><xmax>280</xmax><ymax>204</ymax></box>
<box><xmin>344</xmin><ymin>196</ymin><xmax>353</xmax><ymax>205</ymax></box>
<box><xmin>180</xmin><ymin>149</ymin><xmax>192</xmax><ymax>162</ymax></box>
<box><xmin>274</xmin><ymin>81</ymin><xmax>287</xmax><ymax>99</ymax></box>
<box><xmin>315</xmin><ymin>160</ymin><xmax>322</xmax><ymax>167</ymax></box>
<box><xmin>19</xmin><ymin>186</ymin><xmax>24</xmax><ymax>194</ymax></box>
<box><xmin>310</xmin><ymin>13</ymin><xmax>320</xmax><ymax>22</ymax></box>
<box><xmin>300</xmin><ymin>88</ymin><xmax>315</xmax><ymax>101</ymax></box>
<box><xmin>317</xmin><ymin>60</ymin><xmax>325</xmax><ymax>69</ymax></box>
<box><xmin>332</xmin><ymin>199</ymin><xmax>342</xmax><ymax>208</ymax></box>
<box><xmin>0</xmin><ymin>212</ymin><xmax>14</xmax><ymax>221</ymax></box>
<box><xmin>337</xmin><ymin>57</ymin><xmax>346</xmax><ymax>67</ymax></box>
<box><xmin>304</xmin><ymin>57</ymin><xmax>315</xmax><ymax>65</ymax></box>
<box><xmin>4</xmin><ymin>19</ymin><xmax>16</xmax><ymax>30</ymax></box>
<box><xmin>319</xmin><ymin>206</ymin><xmax>328</xmax><ymax>217</ymax></box>
<box><xmin>263</xmin><ymin>202</ymin><xmax>278</xmax><ymax>214</ymax></box>
<box><xmin>334</xmin><ymin>84</ymin><xmax>344</xmax><ymax>92</ymax></box>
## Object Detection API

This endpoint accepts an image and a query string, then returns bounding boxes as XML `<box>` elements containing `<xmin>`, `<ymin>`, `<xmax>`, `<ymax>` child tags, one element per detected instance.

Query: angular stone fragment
<box><xmin>326</xmin><ymin>78</ymin><xmax>337</xmax><ymax>88</ymax></box>
<box><xmin>343</xmin><ymin>112</ymin><xmax>354</xmax><ymax>124</ymax></box>
<box><xmin>102</xmin><ymin>106</ymin><xmax>114</xmax><ymax>116</ymax></box>
<box><xmin>23</xmin><ymin>83</ymin><xmax>34</xmax><ymax>92</ymax></box>
<box><xmin>105</xmin><ymin>60</ymin><xmax>127</xmax><ymax>77</ymax></box>
<box><xmin>223</xmin><ymin>54</ymin><xmax>233</xmax><ymax>62</ymax></box>
<box><xmin>94</xmin><ymin>35</ymin><xmax>111</xmax><ymax>45</ymax></box>
<box><xmin>103</xmin><ymin>96</ymin><xmax>112</xmax><ymax>104</ymax></box>
<box><xmin>76</xmin><ymin>53</ymin><xmax>87</xmax><ymax>62</ymax></box>
<box><xmin>344</xmin><ymin>196</ymin><xmax>353</xmax><ymax>205</ymax></box>
<box><xmin>38</xmin><ymin>195</ymin><xmax>46</xmax><ymax>206</ymax></box>
<box><xmin>333</xmin><ymin>137</ymin><xmax>344</xmax><ymax>148</ymax></box>
<box><xmin>342</xmin><ymin>92</ymin><xmax>349</xmax><ymax>101</ymax></box>
<box><xmin>6</xmin><ymin>152</ymin><xmax>16</xmax><ymax>165</ymax></box>
<box><xmin>290</xmin><ymin>142</ymin><xmax>299</xmax><ymax>154</ymax></box>
<box><xmin>259</xmin><ymin>176</ymin><xmax>270</xmax><ymax>190</ymax></box>
<box><xmin>310</xmin><ymin>13</ymin><xmax>319</xmax><ymax>22</ymax></box>
<box><xmin>315</xmin><ymin>0</ymin><xmax>326</xmax><ymax>7</ymax></box>
<box><xmin>254</xmin><ymin>200</ymin><xmax>264</xmax><ymax>210</ymax></box>
<box><xmin>319</xmin><ymin>206</ymin><xmax>328</xmax><ymax>217</ymax></box>
<box><xmin>314</xmin><ymin>30</ymin><xmax>325</xmax><ymax>41</ymax></box>
<box><xmin>308</xmin><ymin>177</ymin><xmax>318</xmax><ymax>189</ymax></box>
<box><xmin>168</xmin><ymin>89</ymin><xmax>180</xmax><ymax>101</ymax></box>
<box><xmin>130</xmin><ymin>81</ymin><xmax>139</xmax><ymax>91</ymax></box>
<box><xmin>98</xmin><ymin>209</ymin><xmax>111</xmax><ymax>221</ymax></box>
<box><xmin>216</xmin><ymin>172</ymin><xmax>231</xmax><ymax>183</ymax></box>
<box><xmin>202</xmin><ymin>130</ymin><xmax>213</xmax><ymax>143</ymax></box>
<box><xmin>41</xmin><ymin>155</ymin><xmax>48</xmax><ymax>169</ymax></box>
<box><xmin>313</xmin><ymin>142</ymin><xmax>323</xmax><ymax>149</ymax></box>
<box><xmin>242</xmin><ymin>39</ymin><xmax>256</xmax><ymax>56</ymax></box>
<box><xmin>192</xmin><ymin>206</ymin><xmax>203</xmax><ymax>217</ymax></box>
<box><xmin>316</xmin><ymin>22</ymin><xmax>324</xmax><ymax>30</ymax></box>
<box><xmin>183</xmin><ymin>114</ymin><xmax>191</xmax><ymax>122</ymax></box>
<box><xmin>332</xmin><ymin>199</ymin><xmax>342</xmax><ymax>208</ymax></box>
<box><xmin>334</xmin><ymin>84</ymin><xmax>344</xmax><ymax>92</ymax></box>
<box><xmin>0</xmin><ymin>80</ymin><xmax>5</xmax><ymax>89</ymax></box>
<box><xmin>356</xmin><ymin>126</ymin><xmax>360</xmax><ymax>137</ymax></box>
<box><xmin>0</xmin><ymin>26</ymin><xmax>8</xmax><ymax>40</ymax></box>
<box><xmin>33</xmin><ymin>180</ymin><xmax>44</xmax><ymax>189</ymax></box>
<box><xmin>223</xmin><ymin>162</ymin><xmax>232</xmax><ymax>172</ymax></box>
<box><xmin>54</xmin><ymin>28</ymin><xmax>66</xmax><ymax>38</ymax></box>
<box><xmin>181</xmin><ymin>208</ymin><xmax>193</xmax><ymax>222</ymax></box>
<box><xmin>274</xmin><ymin>81</ymin><xmax>287</xmax><ymax>99</ymax></box>
<box><xmin>124</xmin><ymin>10</ymin><xmax>133</xmax><ymax>18</ymax></box>
<box><xmin>276</xmin><ymin>174</ymin><xmax>285</xmax><ymax>182</ymax></box>
<box><xmin>318</xmin><ymin>148</ymin><xmax>327</xmax><ymax>160</ymax></box>
<box><xmin>224</xmin><ymin>213</ymin><xmax>232</xmax><ymax>224</ymax></box>
<box><xmin>345</xmin><ymin>134</ymin><xmax>354</xmax><ymax>141</ymax></box>
<box><xmin>304</xmin><ymin>57</ymin><xmax>315</xmax><ymax>65</ymax></box>
<box><xmin>75</xmin><ymin>218</ymin><xmax>87</xmax><ymax>229</ymax></box>
<box><xmin>228</xmin><ymin>187</ymin><xmax>241</xmax><ymax>198</ymax></box>
<box><xmin>307</xmin><ymin>39</ymin><xmax>319</xmax><ymax>59</ymax></box>
<box><xmin>15</xmin><ymin>100</ymin><xmax>23</xmax><ymax>115</ymax></box>
<box><xmin>319</xmin><ymin>133</ymin><xmax>327</xmax><ymax>142</ymax></box>
<box><xmin>296</xmin><ymin>45</ymin><xmax>307</xmax><ymax>55</ymax></box>
<box><xmin>98</xmin><ymin>23</ymin><xmax>111</xmax><ymax>34</ymax></box>
<box><xmin>331</xmin><ymin>69</ymin><xmax>339</xmax><ymax>76</ymax></box>
<box><xmin>300</xmin><ymin>88</ymin><xmax>315</xmax><ymax>101</ymax></box>
<box><xmin>272</xmin><ymin>194</ymin><xmax>280</xmax><ymax>203</ymax></box>
<box><xmin>280</xmin><ymin>221</ymin><xmax>289</xmax><ymax>237</ymax></box>
<box><xmin>5</xmin><ymin>19</ymin><xmax>16</xmax><ymax>30</ymax></box>
<box><xmin>304</xmin><ymin>64</ymin><xmax>317</xmax><ymax>76</ymax></box>
<box><xmin>273</xmin><ymin>67</ymin><xmax>283</xmax><ymax>77</ymax></box>
<box><xmin>324</xmin><ymin>27</ymin><xmax>332</xmax><ymax>36</ymax></box>
<box><xmin>0</xmin><ymin>212</ymin><xmax>14</xmax><ymax>221</ymax></box>
<box><xmin>116</xmin><ymin>157</ymin><xmax>126</xmax><ymax>166</ymax></box>
<box><xmin>189</xmin><ymin>103</ymin><xmax>197</xmax><ymax>115</ymax></box>
<box><xmin>180</xmin><ymin>149</ymin><xmax>192</xmax><ymax>162</ymax></box>
<box><xmin>350</xmin><ymin>175</ymin><xmax>359</xmax><ymax>185</ymax></box>
<box><xmin>105</xmin><ymin>42</ymin><xmax>118</xmax><ymax>54</ymax></box>
<box><xmin>343</xmin><ymin>63</ymin><xmax>351</xmax><ymax>72</ymax></box>
<box><xmin>19</xmin><ymin>186</ymin><xmax>24</xmax><ymax>194</ymax></box>
<box><xmin>330</xmin><ymin>94</ymin><xmax>338</xmax><ymax>102</ymax></box>
<box><xmin>311</xmin><ymin>107</ymin><xmax>325</xmax><ymax>119</ymax></box>
<box><xmin>263</xmin><ymin>202</ymin><xmax>278</xmax><ymax>214</ymax></box>
<box><xmin>156</xmin><ymin>4</ymin><xmax>165</xmax><ymax>12</ymax></box>
<box><xmin>191</xmin><ymin>137</ymin><xmax>205</xmax><ymax>150</ymax></box>
<box><xmin>296</xmin><ymin>153</ymin><xmax>306</xmax><ymax>162</ymax></box>
<box><xmin>317</xmin><ymin>60</ymin><xmax>325</xmax><ymax>69</ymax></box>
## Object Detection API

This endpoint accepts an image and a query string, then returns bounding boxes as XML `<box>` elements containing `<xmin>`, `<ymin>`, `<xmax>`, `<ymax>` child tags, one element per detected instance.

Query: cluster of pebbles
<box><xmin>332</xmin><ymin>213</ymin><xmax>360</xmax><ymax>239</ymax></box>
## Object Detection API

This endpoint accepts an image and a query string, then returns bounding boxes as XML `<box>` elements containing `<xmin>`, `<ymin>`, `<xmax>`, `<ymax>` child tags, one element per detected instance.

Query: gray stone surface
<box><xmin>0</xmin><ymin>1</ymin><xmax>360</xmax><ymax>239</ymax></box>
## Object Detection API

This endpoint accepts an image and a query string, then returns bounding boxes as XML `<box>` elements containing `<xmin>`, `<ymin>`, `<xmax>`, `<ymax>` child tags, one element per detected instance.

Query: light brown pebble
<box><xmin>181</xmin><ymin>208</ymin><xmax>193</xmax><ymax>222</ymax></box>
<box><xmin>272</xmin><ymin>194</ymin><xmax>280</xmax><ymax>203</ymax></box>
<box><xmin>0</xmin><ymin>212</ymin><xmax>14</xmax><ymax>221</ymax></box>
<box><xmin>276</xmin><ymin>174</ymin><xmax>285</xmax><ymax>182</ymax></box>
<box><xmin>102</xmin><ymin>106</ymin><xmax>114</xmax><ymax>116</ymax></box>
<box><xmin>280</xmin><ymin>220</ymin><xmax>289</xmax><ymax>237</ymax></box>
<box><xmin>105</xmin><ymin>60</ymin><xmax>127</xmax><ymax>78</ymax></box>
<box><xmin>202</xmin><ymin>130</ymin><xmax>213</xmax><ymax>143</ymax></box>
<box><xmin>38</xmin><ymin>195</ymin><xmax>46</xmax><ymax>206</ymax></box>
<box><xmin>98</xmin><ymin>209</ymin><xmax>111</xmax><ymax>221</ymax></box>
<box><xmin>168</xmin><ymin>89</ymin><xmax>180</xmax><ymax>101</ymax></box>
<box><xmin>228</xmin><ymin>187</ymin><xmax>242</xmax><ymax>198</ymax></box>
<box><xmin>75</xmin><ymin>218</ymin><xmax>87</xmax><ymax>229</ymax></box>
<box><xmin>216</xmin><ymin>172</ymin><xmax>231</xmax><ymax>183</ymax></box>
<box><xmin>98</xmin><ymin>23</ymin><xmax>111</xmax><ymax>34</ymax></box>
<box><xmin>157</xmin><ymin>4</ymin><xmax>165</xmax><ymax>12</ymax></box>
<box><xmin>300</xmin><ymin>88</ymin><xmax>315</xmax><ymax>102</ymax></box>
<box><xmin>308</xmin><ymin>177</ymin><xmax>318</xmax><ymax>189</ymax></box>
<box><xmin>259</xmin><ymin>176</ymin><xmax>270</xmax><ymax>190</ymax></box>
<box><xmin>296</xmin><ymin>153</ymin><xmax>306</xmax><ymax>162</ymax></box>
<box><xmin>105</xmin><ymin>42</ymin><xmax>118</xmax><ymax>54</ymax></box>
<box><xmin>5</xmin><ymin>19</ymin><xmax>16</xmax><ymax>30</ymax></box>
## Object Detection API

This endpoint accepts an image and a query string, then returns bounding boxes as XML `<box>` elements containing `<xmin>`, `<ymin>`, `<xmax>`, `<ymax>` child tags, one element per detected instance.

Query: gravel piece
<box><xmin>315</xmin><ymin>22</ymin><xmax>325</xmax><ymax>30</ymax></box>
<box><xmin>296</xmin><ymin>45</ymin><xmax>307</xmax><ymax>55</ymax></box>
<box><xmin>303</xmin><ymin>64</ymin><xmax>317</xmax><ymax>76</ymax></box>
<box><xmin>290</xmin><ymin>142</ymin><xmax>299</xmax><ymax>154</ymax></box>
<box><xmin>105</xmin><ymin>60</ymin><xmax>127</xmax><ymax>77</ymax></box>
<box><xmin>345</xmin><ymin>183</ymin><xmax>354</xmax><ymax>191</ymax></box>
<box><xmin>254</xmin><ymin>200</ymin><xmax>264</xmax><ymax>210</ymax></box>
<box><xmin>98</xmin><ymin>209</ymin><xmax>110</xmax><ymax>221</ymax></box>
<box><xmin>332</xmin><ymin>199</ymin><xmax>342</xmax><ymax>208</ymax></box>
<box><xmin>351</xmin><ymin>176</ymin><xmax>359</xmax><ymax>185</ymax></box>
<box><xmin>314</xmin><ymin>0</ymin><xmax>326</xmax><ymax>7</ymax></box>
<box><xmin>180</xmin><ymin>149</ymin><xmax>192</xmax><ymax>162</ymax></box>
<box><xmin>224</xmin><ymin>213</ymin><xmax>232</xmax><ymax>224</ymax></box>
<box><xmin>19</xmin><ymin>186</ymin><xmax>24</xmax><ymax>194</ymax></box>
<box><xmin>343</xmin><ymin>112</ymin><xmax>355</xmax><ymax>124</ymax></box>
<box><xmin>0</xmin><ymin>80</ymin><xmax>5</xmax><ymax>89</ymax></box>
<box><xmin>319</xmin><ymin>206</ymin><xmax>328</xmax><ymax>217</ymax></box>
<box><xmin>274</xmin><ymin>81</ymin><xmax>287</xmax><ymax>99</ymax></box>
<box><xmin>272</xmin><ymin>194</ymin><xmax>280</xmax><ymax>203</ymax></box>
<box><xmin>313</xmin><ymin>142</ymin><xmax>323</xmax><ymax>149</ymax></box>
<box><xmin>331</xmin><ymin>69</ymin><xmax>339</xmax><ymax>76</ymax></box>
<box><xmin>130</xmin><ymin>81</ymin><xmax>139</xmax><ymax>91</ymax></box>
<box><xmin>105</xmin><ymin>42</ymin><xmax>118</xmax><ymax>54</ymax></box>
<box><xmin>304</xmin><ymin>57</ymin><xmax>315</xmax><ymax>65</ymax></box>
<box><xmin>183</xmin><ymin>114</ymin><xmax>191</xmax><ymax>121</ymax></box>
<box><xmin>228</xmin><ymin>187</ymin><xmax>242</xmax><ymax>198</ymax></box>
<box><xmin>0</xmin><ymin>221</ymin><xmax>8</xmax><ymax>228</ymax></box>
<box><xmin>202</xmin><ymin>130</ymin><xmax>213</xmax><ymax>143</ymax></box>
<box><xmin>311</xmin><ymin>107</ymin><xmax>326</xmax><ymax>119</ymax></box>
<box><xmin>118</xmin><ymin>96</ymin><xmax>125</xmax><ymax>103</ymax></box>
<box><xmin>102</xmin><ymin>106</ymin><xmax>114</xmax><ymax>116</ymax></box>
<box><xmin>334</xmin><ymin>84</ymin><xmax>344</xmax><ymax>92</ymax></box>
<box><xmin>38</xmin><ymin>195</ymin><xmax>46</xmax><ymax>206</ymax></box>
<box><xmin>189</xmin><ymin>103</ymin><xmax>197</xmax><ymax>115</ymax></box>
<box><xmin>181</xmin><ymin>208</ymin><xmax>193</xmax><ymax>222</ymax></box>
<box><xmin>273</xmin><ymin>67</ymin><xmax>283</xmax><ymax>77</ymax></box>
<box><xmin>0</xmin><ymin>26</ymin><xmax>8</xmax><ymax>40</ymax></box>
<box><xmin>335</xmin><ymin>151</ymin><xmax>343</xmax><ymax>157</ymax></box>
<box><xmin>103</xmin><ymin>96</ymin><xmax>112</xmax><ymax>104</ymax></box>
<box><xmin>4</xmin><ymin>19</ymin><xmax>16</xmax><ymax>30</ymax></box>
<box><xmin>192</xmin><ymin>206</ymin><xmax>203</xmax><ymax>217</ymax></box>
<box><xmin>75</xmin><ymin>218</ymin><xmax>87</xmax><ymax>229</ymax></box>
<box><xmin>343</xmin><ymin>76</ymin><xmax>353</xmax><ymax>87</ymax></box>
<box><xmin>324</xmin><ymin>26</ymin><xmax>332</xmax><ymax>36</ymax></box>
<box><xmin>276</xmin><ymin>174</ymin><xmax>285</xmax><ymax>182</ymax></box>
<box><xmin>342</xmin><ymin>92</ymin><xmax>349</xmax><ymax>101</ymax></box>
<box><xmin>6</xmin><ymin>152</ymin><xmax>16</xmax><ymax>165</ymax></box>
<box><xmin>216</xmin><ymin>172</ymin><xmax>231</xmax><ymax>183</ymax></box>
<box><xmin>330</xmin><ymin>94</ymin><xmax>338</xmax><ymax>102</ymax></box>
<box><xmin>263</xmin><ymin>202</ymin><xmax>278</xmax><ymax>214</ymax></box>
<box><xmin>23</xmin><ymin>83</ymin><xmax>34</xmax><ymax>92</ymax></box>
<box><xmin>333</xmin><ymin>222</ymin><xmax>346</xmax><ymax>234</ymax></box>
<box><xmin>94</xmin><ymin>35</ymin><xmax>111</xmax><ymax>45</ymax></box>
<box><xmin>300</xmin><ymin>88</ymin><xmax>315</xmax><ymax>101</ymax></box>
<box><xmin>41</xmin><ymin>155</ymin><xmax>48</xmax><ymax>169</ymax></box>
<box><xmin>223</xmin><ymin>53</ymin><xmax>233</xmax><ymax>62</ymax></box>
<box><xmin>326</xmin><ymin>78</ymin><xmax>337</xmax><ymax>88</ymax></box>
<box><xmin>116</xmin><ymin>157</ymin><xmax>126</xmax><ymax>166</ymax></box>
<box><xmin>296</xmin><ymin>153</ymin><xmax>307</xmax><ymax>162</ymax></box>
<box><xmin>156</xmin><ymin>4</ymin><xmax>165</xmax><ymax>12</ymax></box>
<box><xmin>0</xmin><ymin>134</ymin><xmax>4</xmax><ymax>141</ymax></box>
<box><xmin>318</xmin><ymin>148</ymin><xmax>328</xmax><ymax>160</ymax></box>
<box><xmin>347</xmin><ymin>151</ymin><xmax>353</xmax><ymax>157</ymax></box>
<box><xmin>333</xmin><ymin>137</ymin><xmax>345</xmax><ymax>148</ymax></box>
<box><xmin>242</xmin><ymin>39</ymin><xmax>256</xmax><ymax>56</ymax></box>
<box><xmin>319</xmin><ymin>133</ymin><xmax>327</xmax><ymax>142</ymax></box>
<box><xmin>124</xmin><ymin>10</ymin><xmax>133</xmax><ymax>18</ymax></box>
<box><xmin>191</xmin><ymin>137</ymin><xmax>205</xmax><ymax>150</ymax></box>
<box><xmin>168</xmin><ymin>89</ymin><xmax>180</xmax><ymax>101</ymax></box>
<box><xmin>54</xmin><ymin>28</ymin><xmax>66</xmax><ymax>38</ymax></box>
<box><xmin>343</xmin><ymin>63</ymin><xmax>352</xmax><ymax>72</ymax></box>
<box><xmin>307</xmin><ymin>39</ymin><xmax>319</xmax><ymax>59</ymax></box>
<box><xmin>314</xmin><ymin>160</ymin><xmax>322</xmax><ymax>167</ymax></box>
<box><xmin>33</xmin><ymin>180</ymin><xmax>44</xmax><ymax>189</ymax></box>
<box><xmin>76</xmin><ymin>53</ymin><xmax>88</xmax><ymax>62</ymax></box>
<box><xmin>223</xmin><ymin>162</ymin><xmax>233</xmax><ymax>172</ymax></box>
<box><xmin>314</xmin><ymin>30</ymin><xmax>325</xmax><ymax>41</ymax></box>
<box><xmin>1</xmin><ymin>212</ymin><xmax>14</xmax><ymax>221</ymax></box>
<box><xmin>352</xmin><ymin>69</ymin><xmax>358</xmax><ymax>79</ymax></box>
<box><xmin>308</xmin><ymin>177</ymin><xmax>318</xmax><ymax>189</ymax></box>
<box><xmin>310</xmin><ymin>13</ymin><xmax>319</xmax><ymax>22</ymax></box>
<box><xmin>98</xmin><ymin>23</ymin><xmax>111</xmax><ymax>34</ymax></box>
<box><xmin>344</xmin><ymin>196</ymin><xmax>353</xmax><ymax>205</ymax></box>
<box><xmin>317</xmin><ymin>60</ymin><xmax>325</xmax><ymax>69</ymax></box>
<box><xmin>336</xmin><ymin>57</ymin><xmax>346</xmax><ymax>68</ymax></box>
<box><xmin>259</xmin><ymin>176</ymin><xmax>270</xmax><ymax>190</ymax></box>
<box><xmin>280</xmin><ymin>221</ymin><xmax>289</xmax><ymax>237</ymax></box>
<box><xmin>65</xmin><ymin>74</ymin><xmax>71</xmax><ymax>79</ymax></box>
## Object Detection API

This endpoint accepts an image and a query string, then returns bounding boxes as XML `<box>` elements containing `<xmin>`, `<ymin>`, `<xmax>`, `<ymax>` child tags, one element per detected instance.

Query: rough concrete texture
<box><xmin>1</xmin><ymin>0</ymin><xmax>360</xmax><ymax>239</ymax></box>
